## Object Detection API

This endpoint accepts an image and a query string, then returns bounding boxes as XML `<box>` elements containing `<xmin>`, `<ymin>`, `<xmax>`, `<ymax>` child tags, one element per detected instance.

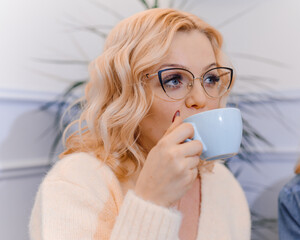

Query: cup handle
<box><xmin>185</xmin><ymin>122</ymin><xmax>207</xmax><ymax>152</ymax></box>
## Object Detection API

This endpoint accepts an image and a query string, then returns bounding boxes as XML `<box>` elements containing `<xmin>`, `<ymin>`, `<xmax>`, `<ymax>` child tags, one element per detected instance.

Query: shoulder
<box><xmin>278</xmin><ymin>175</ymin><xmax>300</xmax><ymax>237</ymax></box>
<box><xmin>46</xmin><ymin>152</ymin><xmax>115</xmax><ymax>181</ymax></box>
<box><xmin>42</xmin><ymin>152</ymin><xmax>119</xmax><ymax>199</ymax></box>
<box><xmin>279</xmin><ymin>175</ymin><xmax>300</xmax><ymax>206</ymax></box>
<box><xmin>199</xmin><ymin>161</ymin><xmax>251</xmax><ymax>239</ymax></box>
<box><xmin>202</xmin><ymin>161</ymin><xmax>244</xmax><ymax>194</ymax></box>
<box><xmin>201</xmin><ymin>162</ymin><xmax>249</xmax><ymax>206</ymax></box>
<box><xmin>30</xmin><ymin>153</ymin><xmax>123</xmax><ymax>239</ymax></box>
<box><xmin>280</xmin><ymin>175</ymin><xmax>300</xmax><ymax>195</ymax></box>
<box><xmin>213</xmin><ymin>162</ymin><xmax>249</xmax><ymax>207</ymax></box>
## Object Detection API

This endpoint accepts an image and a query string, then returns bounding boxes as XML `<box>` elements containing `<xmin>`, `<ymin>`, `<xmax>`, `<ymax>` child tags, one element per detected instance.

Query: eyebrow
<box><xmin>158</xmin><ymin>63</ymin><xmax>217</xmax><ymax>72</ymax></box>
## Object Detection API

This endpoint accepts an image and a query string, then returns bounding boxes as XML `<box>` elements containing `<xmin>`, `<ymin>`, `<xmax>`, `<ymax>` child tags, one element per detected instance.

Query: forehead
<box><xmin>159</xmin><ymin>30</ymin><xmax>216</xmax><ymax>73</ymax></box>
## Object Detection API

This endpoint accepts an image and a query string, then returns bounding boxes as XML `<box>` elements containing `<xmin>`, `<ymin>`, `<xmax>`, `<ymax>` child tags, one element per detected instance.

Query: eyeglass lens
<box><xmin>160</xmin><ymin>68</ymin><xmax>231</xmax><ymax>100</ymax></box>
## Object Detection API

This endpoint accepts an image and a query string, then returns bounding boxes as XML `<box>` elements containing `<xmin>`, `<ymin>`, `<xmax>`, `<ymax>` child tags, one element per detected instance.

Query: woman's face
<box><xmin>139</xmin><ymin>30</ymin><xmax>220</xmax><ymax>152</ymax></box>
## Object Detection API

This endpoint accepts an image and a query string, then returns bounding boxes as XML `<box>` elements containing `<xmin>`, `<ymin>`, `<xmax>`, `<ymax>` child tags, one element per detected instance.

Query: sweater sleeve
<box><xmin>29</xmin><ymin>153</ymin><xmax>182</xmax><ymax>240</ymax></box>
<box><xmin>30</xmin><ymin>180</ymin><xmax>107</xmax><ymax>240</ymax></box>
<box><xmin>111</xmin><ymin>190</ymin><xmax>181</xmax><ymax>240</ymax></box>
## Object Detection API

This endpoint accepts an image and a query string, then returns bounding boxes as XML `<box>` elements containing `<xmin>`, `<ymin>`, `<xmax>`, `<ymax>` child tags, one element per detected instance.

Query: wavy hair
<box><xmin>295</xmin><ymin>159</ymin><xmax>300</xmax><ymax>174</ymax></box>
<box><xmin>61</xmin><ymin>8</ymin><xmax>233</xmax><ymax>181</ymax></box>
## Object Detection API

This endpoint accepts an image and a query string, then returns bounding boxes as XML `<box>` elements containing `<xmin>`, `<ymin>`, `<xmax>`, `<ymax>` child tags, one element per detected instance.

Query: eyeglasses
<box><xmin>145</xmin><ymin>67</ymin><xmax>233</xmax><ymax>100</ymax></box>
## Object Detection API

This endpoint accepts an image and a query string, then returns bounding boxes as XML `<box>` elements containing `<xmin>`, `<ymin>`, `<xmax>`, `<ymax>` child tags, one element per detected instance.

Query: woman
<box><xmin>30</xmin><ymin>8</ymin><xmax>251</xmax><ymax>240</ymax></box>
<box><xmin>278</xmin><ymin>159</ymin><xmax>300</xmax><ymax>239</ymax></box>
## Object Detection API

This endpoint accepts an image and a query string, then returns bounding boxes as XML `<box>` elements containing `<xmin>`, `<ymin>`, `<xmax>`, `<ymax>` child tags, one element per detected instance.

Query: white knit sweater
<box><xmin>29</xmin><ymin>152</ymin><xmax>251</xmax><ymax>240</ymax></box>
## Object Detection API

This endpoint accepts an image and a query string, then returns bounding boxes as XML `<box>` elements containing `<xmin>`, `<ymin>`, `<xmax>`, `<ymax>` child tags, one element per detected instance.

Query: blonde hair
<box><xmin>295</xmin><ymin>158</ymin><xmax>300</xmax><ymax>174</ymax></box>
<box><xmin>61</xmin><ymin>8</ymin><xmax>233</xmax><ymax>181</ymax></box>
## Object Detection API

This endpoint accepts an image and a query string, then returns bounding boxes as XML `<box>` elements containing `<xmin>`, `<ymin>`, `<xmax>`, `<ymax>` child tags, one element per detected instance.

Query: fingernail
<box><xmin>172</xmin><ymin>110</ymin><xmax>180</xmax><ymax>123</ymax></box>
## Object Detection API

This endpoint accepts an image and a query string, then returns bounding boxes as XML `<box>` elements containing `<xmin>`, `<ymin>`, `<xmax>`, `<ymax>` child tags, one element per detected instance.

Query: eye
<box><xmin>162</xmin><ymin>74</ymin><xmax>183</xmax><ymax>88</ymax></box>
<box><xmin>203</xmin><ymin>74</ymin><xmax>220</xmax><ymax>86</ymax></box>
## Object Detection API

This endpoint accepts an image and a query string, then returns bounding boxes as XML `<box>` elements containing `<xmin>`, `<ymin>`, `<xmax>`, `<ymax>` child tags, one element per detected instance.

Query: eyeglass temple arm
<box><xmin>146</xmin><ymin>73</ymin><xmax>158</xmax><ymax>78</ymax></box>
<box><xmin>219</xmin><ymin>71</ymin><xmax>233</xmax><ymax>89</ymax></box>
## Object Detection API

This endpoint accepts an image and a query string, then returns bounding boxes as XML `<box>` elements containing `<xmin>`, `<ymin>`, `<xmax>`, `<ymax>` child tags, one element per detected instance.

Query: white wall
<box><xmin>228</xmin><ymin>97</ymin><xmax>300</xmax><ymax>239</ymax></box>
<box><xmin>1</xmin><ymin>0</ymin><xmax>300</xmax><ymax>239</ymax></box>
<box><xmin>0</xmin><ymin>99</ymin><xmax>57</xmax><ymax>240</ymax></box>
<box><xmin>0</xmin><ymin>0</ymin><xmax>145</xmax><ymax>98</ymax></box>
<box><xmin>2</xmin><ymin>0</ymin><xmax>300</xmax><ymax>97</ymax></box>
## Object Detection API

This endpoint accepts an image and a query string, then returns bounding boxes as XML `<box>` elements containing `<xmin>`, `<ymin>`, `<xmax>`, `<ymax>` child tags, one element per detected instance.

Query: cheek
<box><xmin>213</xmin><ymin>99</ymin><xmax>221</xmax><ymax>108</ymax></box>
<box><xmin>207</xmin><ymin>97</ymin><xmax>221</xmax><ymax>109</ymax></box>
<box><xmin>149</xmin><ymin>106</ymin><xmax>174</xmax><ymax>133</ymax></box>
<box><xmin>140</xmin><ymin>100</ymin><xmax>180</xmax><ymax>145</ymax></box>
<box><xmin>150</xmin><ymin>100</ymin><xmax>180</xmax><ymax>128</ymax></box>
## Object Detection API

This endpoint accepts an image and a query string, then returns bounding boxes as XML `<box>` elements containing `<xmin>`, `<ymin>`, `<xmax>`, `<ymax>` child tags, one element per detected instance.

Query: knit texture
<box><xmin>29</xmin><ymin>152</ymin><xmax>251</xmax><ymax>240</ymax></box>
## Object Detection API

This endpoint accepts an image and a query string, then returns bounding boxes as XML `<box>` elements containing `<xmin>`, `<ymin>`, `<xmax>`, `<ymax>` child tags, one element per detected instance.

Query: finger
<box><xmin>189</xmin><ymin>168</ymin><xmax>199</xmax><ymax>184</ymax></box>
<box><xmin>177</xmin><ymin>140</ymin><xmax>203</xmax><ymax>157</ymax></box>
<box><xmin>185</xmin><ymin>156</ymin><xmax>200</xmax><ymax>170</ymax></box>
<box><xmin>164</xmin><ymin>122</ymin><xmax>195</xmax><ymax>144</ymax></box>
<box><xmin>164</xmin><ymin>110</ymin><xmax>182</xmax><ymax>136</ymax></box>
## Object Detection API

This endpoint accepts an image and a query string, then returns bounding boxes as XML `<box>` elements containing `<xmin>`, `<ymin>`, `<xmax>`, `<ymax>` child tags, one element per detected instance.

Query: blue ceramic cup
<box><xmin>183</xmin><ymin>108</ymin><xmax>243</xmax><ymax>161</ymax></box>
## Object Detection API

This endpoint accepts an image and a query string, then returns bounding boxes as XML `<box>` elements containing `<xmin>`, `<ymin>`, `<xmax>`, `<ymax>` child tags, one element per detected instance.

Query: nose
<box><xmin>185</xmin><ymin>80</ymin><xmax>207</xmax><ymax>109</ymax></box>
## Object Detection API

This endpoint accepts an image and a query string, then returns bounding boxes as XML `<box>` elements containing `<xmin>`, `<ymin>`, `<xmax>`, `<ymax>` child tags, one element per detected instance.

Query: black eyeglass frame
<box><xmin>146</xmin><ymin>67</ymin><xmax>234</xmax><ymax>100</ymax></box>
